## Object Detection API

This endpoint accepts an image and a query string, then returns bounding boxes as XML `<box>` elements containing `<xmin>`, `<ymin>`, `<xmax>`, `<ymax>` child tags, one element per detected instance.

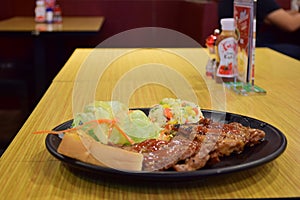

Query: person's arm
<box><xmin>265</xmin><ymin>8</ymin><xmax>300</xmax><ymax>32</ymax></box>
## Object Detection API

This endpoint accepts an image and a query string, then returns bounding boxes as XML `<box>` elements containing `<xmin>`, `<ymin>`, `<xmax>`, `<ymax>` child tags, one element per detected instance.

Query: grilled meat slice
<box><xmin>126</xmin><ymin>118</ymin><xmax>265</xmax><ymax>172</ymax></box>
<box><xmin>142</xmin><ymin>125</ymin><xmax>199</xmax><ymax>171</ymax></box>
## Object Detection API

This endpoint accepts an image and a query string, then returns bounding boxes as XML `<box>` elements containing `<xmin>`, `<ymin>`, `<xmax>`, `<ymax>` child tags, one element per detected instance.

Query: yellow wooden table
<box><xmin>0</xmin><ymin>48</ymin><xmax>300</xmax><ymax>199</ymax></box>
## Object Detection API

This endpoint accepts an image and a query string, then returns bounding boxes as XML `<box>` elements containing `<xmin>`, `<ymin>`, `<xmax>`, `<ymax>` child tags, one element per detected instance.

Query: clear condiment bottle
<box><xmin>215</xmin><ymin>18</ymin><xmax>238</xmax><ymax>83</ymax></box>
<box><xmin>35</xmin><ymin>0</ymin><xmax>46</xmax><ymax>23</ymax></box>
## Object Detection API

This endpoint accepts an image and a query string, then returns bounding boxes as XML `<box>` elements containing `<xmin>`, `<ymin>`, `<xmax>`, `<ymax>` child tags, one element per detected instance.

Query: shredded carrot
<box><xmin>33</xmin><ymin>127</ymin><xmax>78</xmax><ymax>135</ymax></box>
<box><xmin>193</xmin><ymin>107</ymin><xmax>199</xmax><ymax>115</ymax></box>
<box><xmin>113</xmin><ymin>125</ymin><xmax>135</xmax><ymax>145</ymax></box>
<box><xmin>164</xmin><ymin>108</ymin><xmax>173</xmax><ymax>119</ymax></box>
<box><xmin>33</xmin><ymin>119</ymin><xmax>114</xmax><ymax>135</ymax></box>
<box><xmin>159</xmin><ymin>130</ymin><xmax>166</xmax><ymax>140</ymax></box>
<box><xmin>33</xmin><ymin>118</ymin><xmax>135</xmax><ymax>145</ymax></box>
<box><xmin>106</xmin><ymin>123</ymin><xmax>115</xmax><ymax>139</ymax></box>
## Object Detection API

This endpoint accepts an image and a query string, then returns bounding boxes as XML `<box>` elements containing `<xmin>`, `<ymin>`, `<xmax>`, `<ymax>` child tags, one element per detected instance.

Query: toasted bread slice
<box><xmin>57</xmin><ymin>131</ymin><xmax>143</xmax><ymax>171</ymax></box>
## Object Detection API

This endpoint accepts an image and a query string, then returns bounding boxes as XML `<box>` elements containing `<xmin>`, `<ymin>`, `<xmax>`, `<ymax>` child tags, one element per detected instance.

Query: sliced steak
<box><xmin>125</xmin><ymin>118</ymin><xmax>265</xmax><ymax>172</ymax></box>
<box><xmin>142</xmin><ymin>125</ymin><xmax>198</xmax><ymax>171</ymax></box>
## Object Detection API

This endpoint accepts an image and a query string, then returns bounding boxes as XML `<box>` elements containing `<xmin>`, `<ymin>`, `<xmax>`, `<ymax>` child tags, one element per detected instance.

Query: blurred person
<box><xmin>218</xmin><ymin>0</ymin><xmax>300</xmax><ymax>60</ymax></box>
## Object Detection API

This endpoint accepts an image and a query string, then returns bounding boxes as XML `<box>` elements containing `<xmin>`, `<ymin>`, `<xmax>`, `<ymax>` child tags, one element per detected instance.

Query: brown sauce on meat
<box><xmin>131</xmin><ymin>139</ymin><xmax>169</xmax><ymax>153</ymax></box>
<box><xmin>125</xmin><ymin>119</ymin><xmax>265</xmax><ymax>171</ymax></box>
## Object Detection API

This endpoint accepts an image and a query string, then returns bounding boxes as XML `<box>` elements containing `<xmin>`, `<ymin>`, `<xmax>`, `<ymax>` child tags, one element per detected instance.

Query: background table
<box><xmin>0</xmin><ymin>16</ymin><xmax>104</xmax><ymax>104</ymax></box>
<box><xmin>0</xmin><ymin>48</ymin><xmax>299</xmax><ymax>199</ymax></box>
<box><xmin>0</xmin><ymin>16</ymin><xmax>104</xmax><ymax>33</ymax></box>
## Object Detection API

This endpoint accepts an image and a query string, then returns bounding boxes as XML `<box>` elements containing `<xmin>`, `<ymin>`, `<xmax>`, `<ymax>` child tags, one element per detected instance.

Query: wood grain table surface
<box><xmin>0</xmin><ymin>48</ymin><xmax>299</xmax><ymax>199</ymax></box>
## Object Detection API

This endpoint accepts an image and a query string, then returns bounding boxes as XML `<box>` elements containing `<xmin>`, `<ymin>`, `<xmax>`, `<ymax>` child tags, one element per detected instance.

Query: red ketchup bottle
<box><xmin>205</xmin><ymin>29</ymin><xmax>220</xmax><ymax>54</ymax></box>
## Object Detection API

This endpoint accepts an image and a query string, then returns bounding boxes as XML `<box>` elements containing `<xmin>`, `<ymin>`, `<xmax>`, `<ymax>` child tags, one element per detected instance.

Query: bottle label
<box><xmin>217</xmin><ymin>37</ymin><xmax>237</xmax><ymax>77</ymax></box>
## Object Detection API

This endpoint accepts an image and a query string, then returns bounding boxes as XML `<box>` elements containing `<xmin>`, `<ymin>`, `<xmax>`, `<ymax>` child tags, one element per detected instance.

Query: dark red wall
<box><xmin>0</xmin><ymin>0</ymin><xmax>220</xmax><ymax>46</ymax></box>
<box><xmin>0</xmin><ymin>0</ymin><xmax>13</xmax><ymax>20</ymax></box>
<box><xmin>58</xmin><ymin>0</ymin><xmax>183</xmax><ymax>44</ymax></box>
<box><xmin>1</xmin><ymin>0</ymin><xmax>219</xmax><ymax>105</ymax></box>
<box><xmin>1</xmin><ymin>1</ymin><xmax>218</xmax><ymax>99</ymax></box>
<box><xmin>275</xmin><ymin>0</ymin><xmax>291</xmax><ymax>9</ymax></box>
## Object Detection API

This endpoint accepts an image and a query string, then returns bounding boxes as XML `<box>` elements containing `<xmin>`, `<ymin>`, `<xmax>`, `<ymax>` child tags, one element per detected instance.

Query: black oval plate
<box><xmin>45</xmin><ymin>109</ymin><xmax>287</xmax><ymax>182</ymax></box>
